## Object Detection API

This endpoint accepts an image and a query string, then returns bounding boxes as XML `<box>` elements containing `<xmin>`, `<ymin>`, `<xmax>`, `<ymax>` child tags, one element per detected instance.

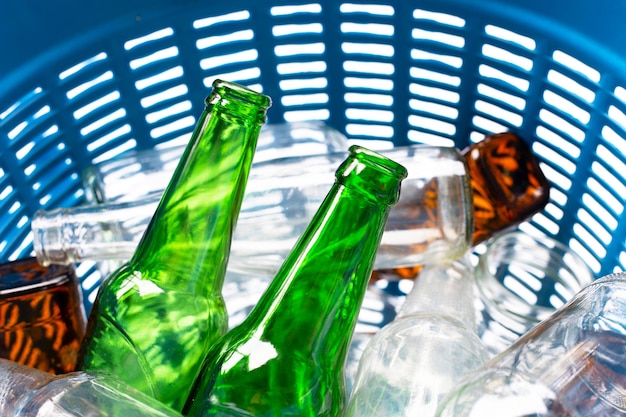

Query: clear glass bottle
<box><xmin>182</xmin><ymin>145</ymin><xmax>408</xmax><ymax>417</ymax></box>
<box><xmin>33</xmin><ymin>132</ymin><xmax>551</xmax><ymax>284</ymax></box>
<box><xmin>82</xmin><ymin>121</ymin><xmax>349</xmax><ymax>204</ymax></box>
<box><xmin>33</xmin><ymin>145</ymin><xmax>473</xmax><ymax>276</ymax></box>
<box><xmin>435</xmin><ymin>272</ymin><xmax>626</xmax><ymax>417</ymax></box>
<box><xmin>0</xmin><ymin>257</ymin><xmax>86</xmax><ymax>374</ymax></box>
<box><xmin>78</xmin><ymin>122</ymin><xmax>349</xmax><ymax>297</ymax></box>
<box><xmin>0</xmin><ymin>358</ymin><xmax>183</xmax><ymax>416</ymax></box>
<box><xmin>77</xmin><ymin>79</ymin><xmax>271</xmax><ymax>411</ymax></box>
<box><xmin>345</xmin><ymin>257</ymin><xmax>491</xmax><ymax>417</ymax></box>
<box><xmin>475</xmin><ymin>230</ymin><xmax>595</xmax><ymax>355</ymax></box>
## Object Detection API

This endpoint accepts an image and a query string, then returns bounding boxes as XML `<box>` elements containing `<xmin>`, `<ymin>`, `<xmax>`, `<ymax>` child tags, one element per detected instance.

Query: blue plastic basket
<box><xmin>1</xmin><ymin>0</ymin><xmax>625</xmax><ymax>310</ymax></box>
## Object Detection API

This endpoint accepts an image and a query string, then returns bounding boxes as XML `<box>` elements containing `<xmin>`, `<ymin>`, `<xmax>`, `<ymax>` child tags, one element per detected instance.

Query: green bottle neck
<box><xmin>131</xmin><ymin>89</ymin><xmax>267</xmax><ymax>296</ymax></box>
<box><xmin>247</xmin><ymin>184</ymin><xmax>388</xmax><ymax>363</ymax></box>
<box><xmin>238</xmin><ymin>146</ymin><xmax>407</xmax><ymax>368</ymax></box>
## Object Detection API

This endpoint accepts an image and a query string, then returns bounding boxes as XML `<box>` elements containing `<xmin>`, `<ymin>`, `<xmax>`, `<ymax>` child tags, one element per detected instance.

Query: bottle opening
<box><xmin>475</xmin><ymin>231</ymin><xmax>594</xmax><ymax>354</ymax></box>
<box><xmin>209</xmin><ymin>79</ymin><xmax>272</xmax><ymax>111</ymax></box>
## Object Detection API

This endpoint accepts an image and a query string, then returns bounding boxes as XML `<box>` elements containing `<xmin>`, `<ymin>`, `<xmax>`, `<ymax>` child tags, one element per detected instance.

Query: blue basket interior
<box><xmin>1</xmin><ymin>0</ymin><xmax>625</xmax><ymax>310</ymax></box>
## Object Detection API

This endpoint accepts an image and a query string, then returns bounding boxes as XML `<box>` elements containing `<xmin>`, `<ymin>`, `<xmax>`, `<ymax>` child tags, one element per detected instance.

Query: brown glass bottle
<box><xmin>0</xmin><ymin>257</ymin><xmax>86</xmax><ymax>374</ymax></box>
<box><xmin>372</xmin><ymin>132</ymin><xmax>550</xmax><ymax>282</ymax></box>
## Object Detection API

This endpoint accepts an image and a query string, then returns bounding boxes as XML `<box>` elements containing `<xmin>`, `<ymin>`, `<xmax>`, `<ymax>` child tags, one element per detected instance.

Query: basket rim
<box><xmin>2</xmin><ymin>0</ymin><xmax>626</xmax><ymax>92</ymax></box>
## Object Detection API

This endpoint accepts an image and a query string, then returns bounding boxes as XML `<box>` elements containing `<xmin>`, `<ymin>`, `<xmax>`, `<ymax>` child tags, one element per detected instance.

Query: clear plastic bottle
<box><xmin>435</xmin><ymin>272</ymin><xmax>626</xmax><ymax>417</ymax></box>
<box><xmin>345</xmin><ymin>257</ymin><xmax>491</xmax><ymax>417</ymax></box>
<box><xmin>0</xmin><ymin>358</ymin><xmax>183</xmax><ymax>416</ymax></box>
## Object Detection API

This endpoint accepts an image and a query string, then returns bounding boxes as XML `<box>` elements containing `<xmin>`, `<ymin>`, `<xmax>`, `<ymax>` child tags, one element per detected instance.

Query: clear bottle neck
<box><xmin>129</xmin><ymin>81</ymin><xmax>269</xmax><ymax>294</ymax></box>
<box><xmin>397</xmin><ymin>256</ymin><xmax>478</xmax><ymax>332</ymax></box>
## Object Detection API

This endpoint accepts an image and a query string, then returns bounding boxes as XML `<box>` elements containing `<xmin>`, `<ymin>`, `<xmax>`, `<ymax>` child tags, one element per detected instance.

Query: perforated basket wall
<box><xmin>1</xmin><ymin>0</ymin><xmax>625</xmax><ymax>310</ymax></box>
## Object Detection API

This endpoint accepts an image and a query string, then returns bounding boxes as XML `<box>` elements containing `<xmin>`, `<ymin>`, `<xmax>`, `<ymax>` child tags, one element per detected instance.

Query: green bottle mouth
<box><xmin>350</xmin><ymin>145</ymin><xmax>409</xmax><ymax>179</ymax></box>
<box><xmin>336</xmin><ymin>145</ymin><xmax>408</xmax><ymax>206</ymax></box>
<box><xmin>207</xmin><ymin>79</ymin><xmax>272</xmax><ymax>120</ymax></box>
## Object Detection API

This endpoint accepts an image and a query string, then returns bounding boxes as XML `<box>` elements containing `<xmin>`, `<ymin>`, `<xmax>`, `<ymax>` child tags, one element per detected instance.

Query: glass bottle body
<box><xmin>33</xmin><ymin>145</ymin><xmax>472</xmax><ymax>275</ymax></box>
<box><xmin>436</xmin><ymin>272</ymin><xmax>626</xmax><ymax>417</ymax></box>
<box><xmin>77</xmin><ymin>80</ymin><xmax>271</xmax><ymax>411</ymax></box>
<box><xmin>82</xmin><ymin>121</ymin><xmax>349</xmax><ymax>204</ymax></box>
<box><xmin>0</xmin><ymin>358</ymin><xmax>183</xmax><ymax>416</ymax></box>
<box><xmin>375</xmin><ymin>131</ymin><xmax>552</xmax><ymax>280</ymax></box>
<box><xmin>346</xmin><ymin>257</ymin><xmax>491</xmax><ymax>417</ymax></box>
<box><xmin>183</xmin><ymin>145</ymin><xmax>407</xmax><ymax>417</ymax></box>
<box><xmin>0</xmin><ymin>257</ymin><xmax>86</xmax><ymax>374</ymax></box>
<box><xmin>34</xmin><ymin>132</ymin><xmax>551</xmax><ymax>284</ymax></box>
<box><xmin>475</xmin><ymin>231</ymin><xmax>594</xmax><ymax>355</ymax></box>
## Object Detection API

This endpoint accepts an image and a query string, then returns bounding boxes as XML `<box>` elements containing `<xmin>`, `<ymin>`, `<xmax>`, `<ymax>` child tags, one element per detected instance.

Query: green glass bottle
<box><xmin>183</xmin><ymin>145</ymin><xmax>408</xmax><ymax>417</ymax></box>
<box><xmin>77</xmin><ymin>79</ymin><xmax>271</xmax><ymax>412</ymax></box>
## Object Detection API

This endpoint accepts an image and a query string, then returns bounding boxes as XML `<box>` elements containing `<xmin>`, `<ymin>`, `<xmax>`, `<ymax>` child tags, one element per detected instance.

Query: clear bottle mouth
<box><xmin>474</xmin><ymin>230</ymin><xmax>595</xmax><ymax>354</ymax></box>
<box><xmin>31</xmin><ymin>208</ymin><xmax>71</xmax><ymax>267</ymax></box>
